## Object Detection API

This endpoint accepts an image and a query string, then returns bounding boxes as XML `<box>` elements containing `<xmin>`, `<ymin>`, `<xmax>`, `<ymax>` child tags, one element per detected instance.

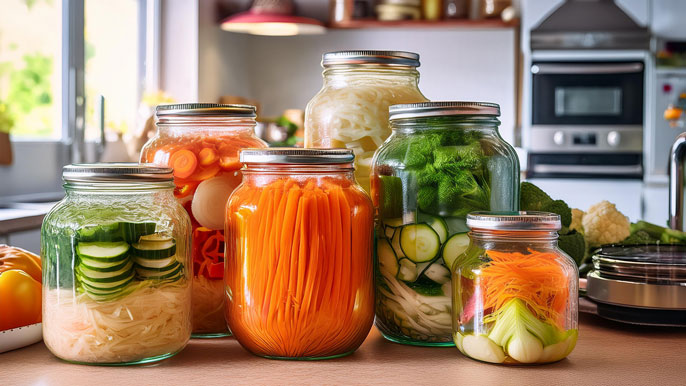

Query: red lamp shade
<box><xmin>220</xmin><ymin>3</ymin><xmax>325</xmax><ymax>36</ymax></box>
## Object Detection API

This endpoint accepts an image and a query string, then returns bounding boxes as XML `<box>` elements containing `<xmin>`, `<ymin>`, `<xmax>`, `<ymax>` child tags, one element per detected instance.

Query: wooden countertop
<box><xmin>2</xmin><ymin>314</ymin><xmax>685</xmax><ymax>386</ymax></box>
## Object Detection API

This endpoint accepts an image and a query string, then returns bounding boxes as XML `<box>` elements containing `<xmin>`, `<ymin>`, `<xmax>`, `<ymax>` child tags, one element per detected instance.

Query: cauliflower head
<box><xmin>570</xmin><ymin>208</ymin><xmax>585</xmax><ymax>234</ymax></box>
<box><xmin>582</xmin><ymin>201</ymin><xmax>630</xmax><ymax>247</ymax></box>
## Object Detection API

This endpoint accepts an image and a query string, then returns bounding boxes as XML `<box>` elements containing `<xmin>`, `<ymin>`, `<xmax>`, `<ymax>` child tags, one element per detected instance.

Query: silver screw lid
<box><xmin>466</xmin><ymin>211</ymin><xmax>561</xmax><ymax>231</ymax></box>
<box><xmin>389</xmin><ymin>101</ymin><xmax>500</xmax><ymax>120</ymax></box>
<box><xmin>155</xmin><ymin>103</ymin><xmax>256</xmax><ymax>119</ymax></box>
<box><xmin>63</xmin><ymin>163</ymin><xmax>174</xmax><ymax>184</ymax></box>
<box><xmin>322</xmin><ymin>50</ymin><xmax>420</xmax><ymax>67</ymax></box>
<box><xmin>240</xmin><ymin>148</ymin><xmax>355</xmax><ymax>164</ymax></box>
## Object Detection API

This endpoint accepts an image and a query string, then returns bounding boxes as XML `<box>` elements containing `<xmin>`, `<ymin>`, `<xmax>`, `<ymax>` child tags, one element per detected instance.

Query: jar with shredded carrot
<box><xmin>225</xmin><ymin>148</ymin><xmax>375</xmax><ymax>359</ymax></box>
<box><xmin>452</xmin><ymin>212</ymin><xmax>578</xmax><ymax>365</ymax></box>
<box><xmin>140</xmin><ymin>103</ymin><xmax>267</xmax><ymax>337</ymax></box>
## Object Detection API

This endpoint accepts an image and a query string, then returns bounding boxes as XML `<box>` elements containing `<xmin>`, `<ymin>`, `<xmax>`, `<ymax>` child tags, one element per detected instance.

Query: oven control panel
<box><xmin>530</xmin><ymin>126</ymin><xmax>642</xmax><ymax>152</ymax></box>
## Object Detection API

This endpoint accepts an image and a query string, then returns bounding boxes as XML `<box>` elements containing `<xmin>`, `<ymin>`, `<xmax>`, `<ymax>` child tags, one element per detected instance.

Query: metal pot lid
<box><xmin>63</xmin><ymin>163</ymin><xmax>174</xmax><ymax>184</ymax></box>
<box><xmin>466</xmin><ymin>211</ymin><xmax>561</xmax><ymax>231</ymax></box>
<box><xmin>389</xmin><ymin>101</ymin><xmax>500</xmax><ymax>120</ymax></box>
<box><xmin>239</xmin><ymin>148</ymin><xmax>355</xmax><ymax>164</ymax></box>
<box><xmin>586</xmin><ymin>271</ymin><xmax>686</xmax><ymax>310</ymax></box>
<box><xmin>593</xmin><ymin>244</ymin><xmax>686</xmax><ymax>265</ymax></box>
<box><xmin>155</xmin><ymin>103</ymin><xmax>256</xmax><ymax>118</ymax></box>
<box><xmin>322</xmin><ymin>50</ymin><xmax>420</xmax><ymax>67</ymax></box>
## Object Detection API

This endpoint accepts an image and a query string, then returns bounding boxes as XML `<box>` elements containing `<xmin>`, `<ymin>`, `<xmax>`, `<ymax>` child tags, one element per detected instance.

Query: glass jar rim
<box><xmin>240</xmin><ymin>148</ymin><xmax>355</xmax><ymax>165</ymax></box>
<box><xmin>389</xmin><ymin>101</ymin><xmax>500</xmax><ymax>120</ymax></box>
<box><xmin>467</xmin><ymin>211</ymin><xmax>562</xmax><ymax>232</ymax></box>
<box><xmin>62</xmin><ymin>163</ymin><xmax>175</xmax><ymax>191</ymax></box>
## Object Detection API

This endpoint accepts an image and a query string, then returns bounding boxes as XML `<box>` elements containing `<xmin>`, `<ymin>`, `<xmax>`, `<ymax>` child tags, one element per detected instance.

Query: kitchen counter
<box><xmin>2</xmin><ymin>314</ymin><xmax>685</xmax><ymax>386</ymax></box>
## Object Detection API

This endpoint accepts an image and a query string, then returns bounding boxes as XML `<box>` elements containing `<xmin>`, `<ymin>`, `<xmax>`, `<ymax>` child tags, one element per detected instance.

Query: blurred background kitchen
<box><xmin>1</xmin><ymin>0</ymin><xmax>686</xmax><ymax>253</ymax></box>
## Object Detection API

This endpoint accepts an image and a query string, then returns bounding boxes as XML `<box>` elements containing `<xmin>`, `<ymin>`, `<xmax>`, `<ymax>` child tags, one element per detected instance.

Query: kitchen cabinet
<box><xmin>2</xmin><ymin>316</ymin><xmax>685</xmax><ymax>385</ymax></box>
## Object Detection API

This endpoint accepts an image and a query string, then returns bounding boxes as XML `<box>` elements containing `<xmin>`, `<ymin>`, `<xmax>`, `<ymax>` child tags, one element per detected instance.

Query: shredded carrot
<box><xmin>225</xmin><ymin>176</ymin><xmax>374</xmax><ymax>358</ymax></box>
<box><xmin>480</xmin><ymin>249</ymin><xmax>570</xmax><ymax>327</ymax></box>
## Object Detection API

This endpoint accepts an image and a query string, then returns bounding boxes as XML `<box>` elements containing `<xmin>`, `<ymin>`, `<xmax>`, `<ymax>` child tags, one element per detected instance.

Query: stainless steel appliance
<box><xmin>528</xmin><ymin>60</ymin><xmax>645</xmax><ymax>178</ymax></box>
<box><xmin>524</xmin><ymin>0</ymin><xmax>651</xmax><ymax>180</ymax></box>
<box><xmin>585</xmin><ymin>245</ymin><xmax>686</xmax><ymax>327</ymax></box>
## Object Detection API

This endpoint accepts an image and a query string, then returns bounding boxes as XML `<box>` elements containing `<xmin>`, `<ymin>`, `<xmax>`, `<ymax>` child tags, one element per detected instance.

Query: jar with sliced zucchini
<box><xmin>452</xmin><ymin>212</ymin><xmax>578</xmax><ymax>365</ymax></box>
<box><xmin>41</xmin><ymin>164</ymin><xmax>192</xmax><ymax>365</ymax></box>
<box><xmin>371</xmin><ymin>102</ymin><xmax>519</xmax><ymax>346</ymax></box>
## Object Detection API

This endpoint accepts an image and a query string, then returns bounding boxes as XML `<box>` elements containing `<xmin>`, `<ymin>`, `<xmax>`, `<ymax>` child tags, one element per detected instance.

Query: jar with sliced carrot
<box><xmin>141</xmin><ymin>103</ymin><xmax>267</xmax><ymax>338</ymax></box>
<box><xmin>452</xmin><ymin>212</ymin><xmax>579</xmax><ymax>365</ymax></box>
<box><xmin>225</xmin><ymin>148</ymin><xmax>375</xmax><ymax>359</ymax></box>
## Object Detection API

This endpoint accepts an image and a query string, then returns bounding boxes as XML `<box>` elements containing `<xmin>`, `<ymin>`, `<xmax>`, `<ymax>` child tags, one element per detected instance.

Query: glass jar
<box><xmin>225</xmin><ymin>148</ymin><xmax>375</xmax><ymax>359</ymax></box>
<box><xmin>305</xmin><ymin>50</ymin><xmax>428</xmax><ymax>193</ymax></box>
<box><xmin>371</xmin><ymin>102</ymin><xmax>520</xmax><ymax>346</ymax></box>
<box><xmin>452</xmin><ymin>212</ymin><xmax>579</xmax><ymax>365</ymax></box>
<box><xmin>41</xmin><ymin>164</ymin><xmax>192</xmax><ymax>365</ymax></box>
<box><xmin>140</xmin><ymin>103</ymin><xmax>267</xmax><ymax>337</ymax></box>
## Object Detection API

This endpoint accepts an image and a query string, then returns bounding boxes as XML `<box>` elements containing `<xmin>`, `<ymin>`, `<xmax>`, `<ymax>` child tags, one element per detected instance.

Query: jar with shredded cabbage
<box><xmin>305</xmin><ymin>50</ymin><xmax>428</xmax><ymax>193</ymax></box>
<box><xmin>41</xmin><ymin>164</ymin><xmax>192</xmax><ymax>365</ymax></box>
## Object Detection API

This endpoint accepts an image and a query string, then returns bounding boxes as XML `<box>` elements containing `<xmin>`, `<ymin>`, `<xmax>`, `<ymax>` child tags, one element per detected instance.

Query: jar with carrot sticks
<box><xmin>225</xmin><ymin>148</ymin><xmax>375</xmax><ymax>359</ymax></box>
<box><xmin>140</xmin><ymin>103</ymin><xmax>267</xmax><ymax>338</ymax></box>
<box><xmin>452</xmin><ymin>212</ymin><xmax>579</xmax><ymax>365</ymax></box>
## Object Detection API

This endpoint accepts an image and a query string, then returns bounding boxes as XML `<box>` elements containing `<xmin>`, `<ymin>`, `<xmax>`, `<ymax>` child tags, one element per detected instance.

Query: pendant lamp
<box><xmin>220</xmin><ymin>0</ymin><xmax>326</xmax><ymax>36</ymax></box>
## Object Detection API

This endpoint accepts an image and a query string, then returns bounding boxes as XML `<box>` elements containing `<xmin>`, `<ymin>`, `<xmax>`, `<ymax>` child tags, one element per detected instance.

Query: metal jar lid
<box><xmin>155</xmin><ymin>103</ymin><xmax>256</xmax><ymax>121</ymax></box>
<box><xmin>63</xmin><ymin>163</ymin><xmax>174</xmax><ymax>184</ymax></box>
<box><xmin>389</xmin><ymin>101</ymin><xmax>500</xmax><ymax>120</ymax></box>
<box><xmin>240</xmin><ymin>148</ymin><xmax>355</xmax><ymax>164</ymax></box>
<box><xmin>466</xmin><ymin>211</ymin><xmax>561</xmax><ymax>231</ymax></box>
<box><xmin>322</xmin><ymin>50</ymin><xmax>420</xmax><ymax>67</ymax></box>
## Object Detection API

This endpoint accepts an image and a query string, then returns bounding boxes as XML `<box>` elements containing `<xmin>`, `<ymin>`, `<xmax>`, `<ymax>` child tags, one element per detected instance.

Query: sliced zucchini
<box><xmin>136</xmin><ymin>261</ymin><xmax>183</xmax><ymax>280</ymax></box>
<box><xmin>383</xmin><ymin>217</ymin><xmax>405</xmax><ymax>228</ymax></box>
<box><xmin>78</xmin><ymin>255</ymin><xmax>129</xmax><ymax>270</ymax></box>
<box><xmin>77</xmin><ymin>260</ymin><xmax>134</xmax><ymax>279</ymax></box>
<box><xmin>397</xmin><ymin>258</ymin><xmax>419</xmax><ymax>282</ymax></box>
<box><xmin>134</xmin><ymin>255</ymin><xmax>177</xmax><ymax>270</ymax></box>
<box><xmin>78</xmin><ymin>272</ymin><xmax>134</xmax><ymax>289</ymax></box>
<box><xmin>81</xmin><ymin>279</ymin><xmax>132</xmax><ymax>294</ymax></box>
<box><xmin>76</xmin><ymin>264</ymin><xmax>134</xmax><ymax>283</ymax></box>
<box><xmin>76</xmin><ymin>241</ymin><xmax>130</xmax><ymax>261</ymax></box>
<box><xmin>78</xmin><ymin>223</ymin><xmax>123</xmax><ymax>242</ymax></box>
<box><xmin>131</xmin><ymin>239</ymin><xmax>176</xmax><ymax>259</ymax></box>
<box><xmin>391</xmin><ymin>231</ymin><xmax>406</xmax><ymax>258</ymax></box>
<box><xmin>424</xmin><ymin>261</ymin><xmax>451</xmax><ymax>284</ymax></box>
<box><xmin>442</xmin><ymin>233</ymin><xmax>470</xmax><ymax>271</ymax></box>
<box><xmin>418</xmin><ymin>212</ymin><xmax>448</xmax><ymax>243</ymax></box>
<box><xmin>377</xmin><ymin>238</ymin><xmax>399</xmax><ymax>277</ymax></box>
<box><xmin>121</xmin><ymin>222</ymin><xmax>157</xmax><ymax>243</ymax></box>
<box><xmin>399</xmin><ymin>223</ymin><xmax>440</xmax><ymax>263</ymax></box>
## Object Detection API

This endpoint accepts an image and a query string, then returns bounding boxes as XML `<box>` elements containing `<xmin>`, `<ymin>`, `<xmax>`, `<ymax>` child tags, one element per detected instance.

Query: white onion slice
<box><xmin>191</xmin><ymin>173</ymin><xmax>241</xmax><ymax>230</ymax></box>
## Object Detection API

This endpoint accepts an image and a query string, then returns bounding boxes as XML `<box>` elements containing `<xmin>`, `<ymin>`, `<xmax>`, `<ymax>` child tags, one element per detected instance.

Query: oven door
<box><xmin>531</xmin><ymin>61</ymin><xmax>644</xmax><ymax>126</ymax></box>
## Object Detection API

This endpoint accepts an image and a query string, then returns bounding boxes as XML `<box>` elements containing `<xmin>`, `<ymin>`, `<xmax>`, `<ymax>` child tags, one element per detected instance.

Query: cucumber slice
<box><xmin>377</xmin><ymin>238</ymin><xmax>399</xmax><ymax>277</ymax></box>
<box><xmin>131</xmin><ymin>239</ymin><xmax>176</xmax><ymax>259</ymax></box>
<box><xmin>136</xmin><ymin>262</ymin><xmax>183</xmax><ymax>280</ymax></box>
<box><xmin>78</xmin><ymin>223</ymin><xmax>123</xmax><ymax>242</ymax></box>
<box><xmin>424</xmin><ymin>261</ymin><xmax>451</xmax><ymax>284</ymax></box>
<box><xmin>442</xmin><ymin>233</ymin><xmax>470</xmax><ymax>271</ymax></box>
<box><xmin>418</xmin><ymin>212</ymin><xmax>448</xmax><ymax>243</ymax></box>
<box><xmin>399</xmin><ymin>224</ymin><xmax>440</xmax><ymax>263</ymax></box>
<box><xmin>134</xmin><ymin>255</ymin><xmax>177</xmax><ymax>270</ymax></box>
<box><xmin>78</xmin><ymin>272</ymin><xmax>134</xmax><ymax>289</ymax></box>
<box><xmin>444</xmin><ymin>217</ymin><xmax>469</xmax><ymax>234</ymax></box>
<box><xmin>76</xmin><ymin>241</ymin><xmax>130</xmax><ymax>261</ymax></box>
<box><xmin>383</xmin><ymin>217</ymin><xmax>405</xmax><ymax>228</ymax></box>
<box><xmin>77</xmin><ymin>260</ymin><xmax>134</xmax><ymax>280</ymax></box>
<box><xmin>121</xmin><ymin>222</ymin><xmax>157</xmax><ymax>243</ymax></box>
<box><xmin>81</xmin><ymin>277</ymin><xmax>133</xmax><ymax>293</ymax></box>
<box><xmin>397</xmin><ymin>258</ymin><xmax>419</xmax><ymax>282</ymax></box>
<box><xmin>78</xmin><ymin>258</ymin><xmax>130</xmax><ymax>272</ymax></box>
<box><xmin>391</xmin><ymin>231</ymin><xmax>406</xmax><ymax>258</ymax></box>
<box><xmin>139</xmin><ymin>232</ymin><xmax>173</xmax><ymax>243</ymax></box>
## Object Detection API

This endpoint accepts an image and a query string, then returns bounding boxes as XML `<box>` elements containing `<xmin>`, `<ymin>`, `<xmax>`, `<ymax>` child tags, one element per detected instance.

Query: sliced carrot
<box><xmin>188</xmin><ymin>163</ymin><xmax>221</xmax><ymax>181</ymax></box>
<box><xmin>169</xmin><ymin>149</ymin><xmax>198</xmax><ymax>179</ymax></box>
<box><xmin>219</xmin><ymin>156</ymin><xmax>243</xmax><ymax>171</ymax></box>
<box><xmin>198</xmin><ymin>147</ymin><xmax>218</xmax><ymax>166</ymax></box>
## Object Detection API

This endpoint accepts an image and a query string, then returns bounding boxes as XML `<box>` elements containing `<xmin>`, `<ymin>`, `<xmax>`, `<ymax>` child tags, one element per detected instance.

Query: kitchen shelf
<box><xmin>329</xmin><ymin>18</ymin><xmax>519</xmax><ymax>30</ymax></box>
<box><xmin>2</xmin><ymin>315</ymin><xmax>685</xmax><ymax>385</ymax></box>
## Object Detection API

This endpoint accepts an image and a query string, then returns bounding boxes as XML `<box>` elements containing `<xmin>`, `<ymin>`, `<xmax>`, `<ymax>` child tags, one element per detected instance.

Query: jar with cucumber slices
<box><xmin>452</xmin><ymin>212</ymin><xmax>578</xmax><ymax>365</ymax></box>
<box><xmin>41</xmin><ymin>164</ymin><xmax>192</xmax><ymax>365</ymax></box>
<box><xmin>371</xmin><ymin>102</ymin><xmax>519</xmax><ymax>346</ymax></box>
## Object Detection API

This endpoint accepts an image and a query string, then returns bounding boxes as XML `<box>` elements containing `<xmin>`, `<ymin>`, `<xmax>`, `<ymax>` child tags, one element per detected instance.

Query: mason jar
<box><xmin>140</xmin><ymin>103</ymin><xmax>267</xmax><ymax>337</ymax></box>
<box><xmin>305</xmin><ymin>50</ymin><xmax>428</xmax><ymax>193</ymax></box>
<box><xmin>452</xmin><ymin>212</ymin><xmax>579</xmax><ymax>365</ymax></box>
<box><xmin>225</xmin><ymin>148</ymin><xmax>375</xmax><ymax>359</ymax></box>
<box><xmin>41</xmin><ymin>163</ymin><xmax>192</xmax><ymax>365</ymax></box>
<box><xmin>371</xmin><ymin>101</ymin><xmax>520</xmax><ymax>346</ymax></box>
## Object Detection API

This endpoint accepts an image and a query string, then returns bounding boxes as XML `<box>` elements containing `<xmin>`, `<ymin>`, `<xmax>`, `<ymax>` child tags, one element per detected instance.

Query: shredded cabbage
<box><xmin>43</xmin><ymin>281</ymin><xmax>191</xmax><ymax>363</ymax></box>
<box><xmin>192</xmin><ymin>275</ymin><xmax>229</xmax><ymax>334</ymax></box>
<box><xmin>305</xmin><ymin>80</ymin><xmax>427</xmax><ymax>193</ymax></box>
<box><xmin>377</xmin><ymin>270</ymin><xmax>452</xmax><ymax>342</ymax></box>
